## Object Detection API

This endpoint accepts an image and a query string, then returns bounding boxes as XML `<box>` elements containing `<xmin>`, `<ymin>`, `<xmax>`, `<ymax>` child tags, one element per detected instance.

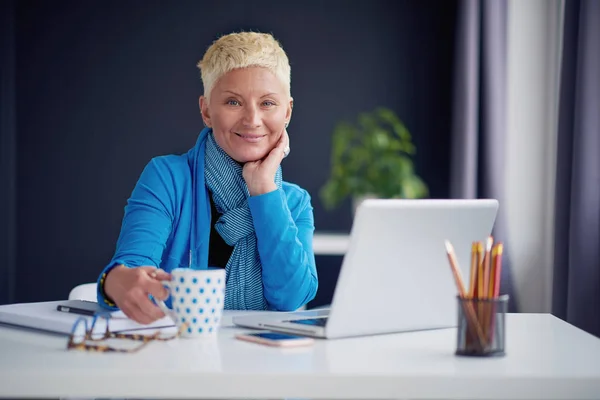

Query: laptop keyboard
<box><xmin>287</xmin><ymin>317</ymin><xmax>328</xmax><ymax>327</ymax></box>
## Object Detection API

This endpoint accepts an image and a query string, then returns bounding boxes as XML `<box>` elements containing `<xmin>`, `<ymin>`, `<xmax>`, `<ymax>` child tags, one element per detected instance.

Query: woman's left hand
<box><xmin>243</xmin><ymin>129</ymin><xmax>289</xmax><ymax>196</ymax></box>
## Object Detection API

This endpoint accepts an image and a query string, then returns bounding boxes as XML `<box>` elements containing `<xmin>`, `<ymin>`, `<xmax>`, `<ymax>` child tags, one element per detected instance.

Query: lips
<box><xmin>235</xmin><ymin>133</ymin><xmax>266</xmax><ymax>143</ymax></box>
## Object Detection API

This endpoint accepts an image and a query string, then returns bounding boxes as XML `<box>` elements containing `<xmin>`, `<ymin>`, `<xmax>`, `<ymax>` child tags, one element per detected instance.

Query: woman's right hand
<box><xmin>103</xmin><ymin>265</ymin><xmax>171</xmax><ymax>324</ymax></box>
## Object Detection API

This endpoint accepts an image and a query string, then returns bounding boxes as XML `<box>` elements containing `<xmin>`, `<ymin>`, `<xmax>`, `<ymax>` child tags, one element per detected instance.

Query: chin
<box><xmin>232</xmin><ymin>147</ymin><xmax>270</xmax><ymax>163</ymax></box>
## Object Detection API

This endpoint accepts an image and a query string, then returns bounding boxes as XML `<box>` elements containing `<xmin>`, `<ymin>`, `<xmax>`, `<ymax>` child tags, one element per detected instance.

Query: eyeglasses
<box><xmin>67</xmin><ymin>313</ymin><xmax>186</xmax><ymax>353</ymax></box>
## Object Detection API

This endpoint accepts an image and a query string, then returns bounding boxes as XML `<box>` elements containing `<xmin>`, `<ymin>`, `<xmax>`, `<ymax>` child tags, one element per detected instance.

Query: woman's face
<box><xmin>200</xmin><ymin>67</ymin><xmax>293</xmax><ymax>163</ymax></box>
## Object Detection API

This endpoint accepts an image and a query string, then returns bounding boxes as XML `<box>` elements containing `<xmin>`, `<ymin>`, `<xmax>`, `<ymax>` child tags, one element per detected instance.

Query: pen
<box><xmin>56</xmin><ymin>304</ymin><xmax>96</xmax><ymax>317</ymax></box>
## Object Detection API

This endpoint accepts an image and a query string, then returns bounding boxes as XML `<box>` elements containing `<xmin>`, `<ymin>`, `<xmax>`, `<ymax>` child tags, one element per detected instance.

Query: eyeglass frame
<box><xmin>66</xmin><ymin>312</ymin><xmax>186</xmax><ymax>353</ymax></box>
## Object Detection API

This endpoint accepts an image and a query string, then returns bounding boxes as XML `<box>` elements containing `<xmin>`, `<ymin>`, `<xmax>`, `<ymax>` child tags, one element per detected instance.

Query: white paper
<box><xmin>0</xmin><ymin>300</ymin><xmax>175</xmax><ymax>335</ymax></box>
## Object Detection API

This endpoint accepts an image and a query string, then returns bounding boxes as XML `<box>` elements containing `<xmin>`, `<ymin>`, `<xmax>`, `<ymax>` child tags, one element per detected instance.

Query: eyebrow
<box><xmin>222</xmin><ymin>90</ymin><xmax>280</xmax><ymax>98</ymax></box>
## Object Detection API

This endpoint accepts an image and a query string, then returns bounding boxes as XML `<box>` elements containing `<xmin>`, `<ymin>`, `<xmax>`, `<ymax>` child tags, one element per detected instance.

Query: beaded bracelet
<box><xmin>99</xmin><ymin>270</ymin><xmax>117</xmax><ymax>307</ymax></box>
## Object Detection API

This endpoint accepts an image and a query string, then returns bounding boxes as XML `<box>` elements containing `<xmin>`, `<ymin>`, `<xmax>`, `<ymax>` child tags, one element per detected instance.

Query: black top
<box><xmin>207</xmin><ymin>194</ymin><xmax>234</xmax><ymax>268</ymax></box>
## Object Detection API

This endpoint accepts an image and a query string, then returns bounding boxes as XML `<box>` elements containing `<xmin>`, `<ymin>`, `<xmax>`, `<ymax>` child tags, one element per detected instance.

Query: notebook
<box><xmin>0</xmin><ymin>300</ymin><xmax>175</xmax><ymax>336</ymax></box>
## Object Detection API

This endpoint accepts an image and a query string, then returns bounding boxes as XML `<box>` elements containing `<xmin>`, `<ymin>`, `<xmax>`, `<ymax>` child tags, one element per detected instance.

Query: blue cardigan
<box><xmin>96</xmin><ymin>128</ymin><xmax>318</xmax><ymax>311</ymax></box>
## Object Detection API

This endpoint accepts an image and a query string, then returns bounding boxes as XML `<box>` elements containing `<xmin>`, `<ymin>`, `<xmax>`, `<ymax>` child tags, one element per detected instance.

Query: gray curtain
<box><xmin>450</xmin><ymin>0</ymin><xmax>518</xmax><ymax>312</ymax></box>
<box><xmin>552</xmin><ymin>0</ymin><xmax>600</xmax><ymax>337</ymax></box>
<box><xmin>0</xmin><ymin>0</ymin><xmax>17</xmax><ymax>305</ymax></box>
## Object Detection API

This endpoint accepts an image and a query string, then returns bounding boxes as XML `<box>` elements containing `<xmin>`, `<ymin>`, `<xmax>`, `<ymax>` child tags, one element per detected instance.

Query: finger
<box><xmin>248</xmin><ymin>130</ymin><xmax>288</xmax><ymax>174</ymax></box>
<box><xmin>277</xmin><ymin>128</ymin><xmax>289</xmax><ymax>150</ymax></box>
<box><xmin>258</xmin><ymin>149</ymin><xmax>283</xmax><ymax>173</ymax></box>
<box><xmin>137</xmin><ymin>294</ymin><xmax>167</xmax><ymax>321</ymax></box>
<box><xmin>121</xmin><ymin>299</ymin><xmax>155</xmax><ymax>325</ymax></box>
<box><xmin>283</xmin><ymin>133</ymin><xmax>290</xmax><ymax>158</ymax></box>
<box><xmin>148</xmin><ymin>268</ymin><xmax>171</xmax><ymax>281</ymax></box>
<box><xmin>243</xmin><ymin>160</ymin><xmax>260</xmax><ymax>169</ymax></box>
<box><xmin>268</xmin><ymin>129</ymin><xmax>288</xmax><ymax>160</ymax></box>
<box><xmin>281</xmin><ymin>129</ymin><xmax>290</xmax><ymax>157</ymax></box>
<box><xmin>146</xmin><ymin>278</ymin><xmax>170</xmax><ymax>301</ymax></box>
<box><xmin>130</xmin><ymin>290</ymin><xmax>165</xmax><ymax>323</ymax></box>
<box><xmin>139</xmin><ymin>266</ymin><xmax>171</xmax><ymax>280</ymax></box>
<box><xmin>283</xmin><ymin>128</ymin><xmax>290</xmax><ymax>148</ymax></box>
<box><xmin>274</xmin><ymin>133</ymin><xmax>289</xmax><ymax>161</ymax></box>
<box><xmin>133</xmin><ymin>267</ymin><xmax>170</xmax><ymax>300</ymax></box>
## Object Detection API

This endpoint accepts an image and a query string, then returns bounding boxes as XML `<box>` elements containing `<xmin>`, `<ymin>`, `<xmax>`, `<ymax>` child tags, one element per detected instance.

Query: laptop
<box><xmin>233</xmin><ymin>198</ymin><xmax>499</xmax><ymax>339</ymax></box>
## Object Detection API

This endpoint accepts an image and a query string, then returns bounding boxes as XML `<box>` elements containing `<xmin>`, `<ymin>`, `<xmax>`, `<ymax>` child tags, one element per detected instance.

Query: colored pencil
<box><xmin>488</xmin><ymin>243</ymin><xmax>504</xmax><ymax>343</ymax></box>
<box><xmin>481</xmin><ymin>237</ymin><xmax>494</xmax><ymax>338</ymax></box>
<box><xmin>475</xmin><ymin>241</ymin><xmax>483</xmax><ymax>297</ymax></box>
<box><xmin>444</xmin><ymin>240</ymin><xmax>487</xmax><ymax>348</ymax></box>
<box><xmin>493</xmin><ymin>243</ymin><xmax>503</xmax><ymax>297</ymax></box>
<box><xmin>468</xmin><ymin>242</ymin><xmax>478</xmax><ymax>298</ymax></box>
<box><xmin>444</xmin><ymin>240</ymin><xmax>468</xmax><ymax>295</ymax></box>
<box><xmin>481</xmin><ymin>236</ymin><xmax>493</xmax><ymax>299</ymax></box>
<box><xmin>488</xmin><ymin>245</ymin><xmax>498</xmax><ymax>299</ymax></box>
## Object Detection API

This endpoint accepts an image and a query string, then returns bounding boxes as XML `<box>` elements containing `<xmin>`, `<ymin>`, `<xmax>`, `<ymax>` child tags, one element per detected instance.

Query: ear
<box><xmin>199</xmin><ymin>96</ymin><xmax>212</xmax><ymax>127</ymax></box>
<box><xmin>285</xmin><ymin>97</ymin><xmax>294</xmax><ymax>126</ymax></box>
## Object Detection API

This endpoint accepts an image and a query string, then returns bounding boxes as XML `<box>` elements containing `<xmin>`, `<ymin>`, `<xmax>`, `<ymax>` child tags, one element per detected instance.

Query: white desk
<box><xmin>1</xmin><ymin>312</ymin><xmax>600</xmax><ymax>399</ymax></box>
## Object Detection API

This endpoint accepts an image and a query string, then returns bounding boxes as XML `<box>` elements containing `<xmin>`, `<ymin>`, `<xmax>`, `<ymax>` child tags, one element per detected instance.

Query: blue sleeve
<box><xmin>248</xmin><ymin>188</ymin><xmax>318</xmax><ymax>311</ymax></box>
<box><xmin>96</xmin><ymin>158</ymin><xmax>175</xmax><ymax>309</ymax></box>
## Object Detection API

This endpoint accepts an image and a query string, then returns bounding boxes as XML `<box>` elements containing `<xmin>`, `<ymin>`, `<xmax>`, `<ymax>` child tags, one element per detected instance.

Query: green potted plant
<box><xmin>320</xmin><ymin>107</ymin><xmax>429</xmax><ymax>213</ymax></box>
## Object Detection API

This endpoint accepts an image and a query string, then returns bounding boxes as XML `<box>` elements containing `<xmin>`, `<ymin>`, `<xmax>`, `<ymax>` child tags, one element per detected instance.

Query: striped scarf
<box><xmin>204</xmin><ymin>132</ymin><xmax>282</xmax><ymax>310</ymax></box>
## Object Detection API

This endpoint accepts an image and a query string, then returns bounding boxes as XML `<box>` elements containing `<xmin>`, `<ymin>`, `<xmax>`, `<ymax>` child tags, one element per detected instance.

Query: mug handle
<box><xmin>154</xmin><ymin>280</ymin><xmax>176</xmax><ymax>322</ymax></box>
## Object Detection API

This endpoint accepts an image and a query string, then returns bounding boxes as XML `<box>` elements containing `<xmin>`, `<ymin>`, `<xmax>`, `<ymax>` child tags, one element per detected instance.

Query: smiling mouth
<box><xmin>235</xmin><ymin>133</ymin><xmax>266</xmax><ymax>142</ymax></box>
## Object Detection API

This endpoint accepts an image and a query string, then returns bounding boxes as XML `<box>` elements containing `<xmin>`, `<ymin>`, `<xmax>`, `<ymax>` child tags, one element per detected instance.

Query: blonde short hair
<box><xmin>197</xmin><ymin>31</ymin><xmax>291</xmax><ymax>101</ymax></box>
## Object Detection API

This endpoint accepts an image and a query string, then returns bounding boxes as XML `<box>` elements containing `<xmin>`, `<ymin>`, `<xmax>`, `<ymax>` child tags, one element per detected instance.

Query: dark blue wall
<box><xmin>1</xmin><ymin>0</ymin><xmax>17</xmax><ymax>306</ymax></box>
<box><xmin>1</xmin><ymin>0</ymin><xmax>457</xmax><ymax>306</ymax></box>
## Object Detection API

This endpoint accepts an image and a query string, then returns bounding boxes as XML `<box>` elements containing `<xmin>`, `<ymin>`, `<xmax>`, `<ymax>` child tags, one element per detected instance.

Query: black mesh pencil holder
<box><xmin>455</xmin><ymin>294</ymin><xmax>509</xmax><ymax>357</ymax></box>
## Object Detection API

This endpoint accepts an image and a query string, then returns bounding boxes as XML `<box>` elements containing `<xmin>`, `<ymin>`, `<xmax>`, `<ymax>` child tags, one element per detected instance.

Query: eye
<box><xmin>262</xmin><ymin>100</ymin><xmax>276</xmax><ymax>107</ymax></box>
<box><xmin>226</xmin><ymin>99</ymin><xmax>240</xmax><ymax>106</ymax></box>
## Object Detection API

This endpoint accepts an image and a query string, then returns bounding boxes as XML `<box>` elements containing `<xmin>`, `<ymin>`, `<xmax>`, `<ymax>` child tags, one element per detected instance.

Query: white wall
<box><xmin>505</xmin><ymin>0</ymin><xmax>563</xmax><ymax>313</ymax></box>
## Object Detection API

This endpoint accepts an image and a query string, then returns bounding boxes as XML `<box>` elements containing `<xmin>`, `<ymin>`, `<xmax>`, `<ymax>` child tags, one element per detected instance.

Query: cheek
<box><xmin>264</xmin><ymin>113</ymin><xmax>287</xmax><ymax>135</ymax></box>
<box><xmin>211</xmin><ymin>114</ymin><xmax>236</xmax><ymax>145</ymax></box>
<box><xmin>212</xmin><ymin>111</ymin><xmax>236</xmax><ymax>130</ymax></box>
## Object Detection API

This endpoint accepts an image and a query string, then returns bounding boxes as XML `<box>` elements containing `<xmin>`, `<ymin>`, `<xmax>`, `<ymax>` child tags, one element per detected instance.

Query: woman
<box><xmin>96</xmin><ymin>31</ymin><xmax>318</xmax><ymax>324</ymax></box>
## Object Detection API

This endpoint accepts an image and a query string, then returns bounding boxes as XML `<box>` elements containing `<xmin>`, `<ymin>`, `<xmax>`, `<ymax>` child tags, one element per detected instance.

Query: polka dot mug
<box><xmin>158</xmin><ymin>268</ymin><xmax>226</xmax><ymax>338</ymax></box>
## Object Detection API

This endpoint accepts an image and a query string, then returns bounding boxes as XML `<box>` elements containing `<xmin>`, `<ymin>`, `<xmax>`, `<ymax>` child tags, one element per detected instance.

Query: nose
<box><xmin>242</xmin><ymin>104</ymin><xmax>261</xmax><ymax>128</ymax></box>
